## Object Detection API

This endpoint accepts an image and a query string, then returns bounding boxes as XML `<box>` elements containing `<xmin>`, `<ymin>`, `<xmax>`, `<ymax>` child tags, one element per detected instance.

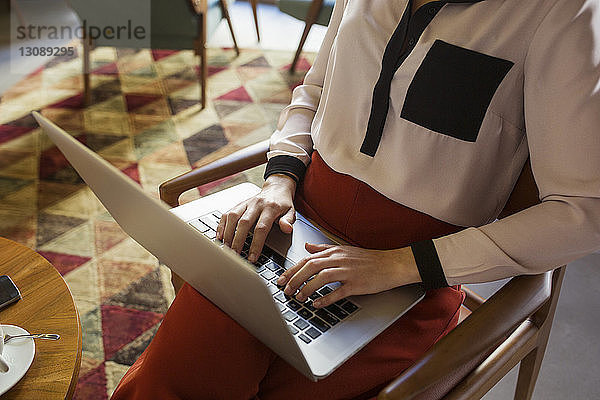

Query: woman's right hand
<box><xmin>216</xmin><ymin>174</ymin><xmax>297</xmax><ymax>263</ymax></box>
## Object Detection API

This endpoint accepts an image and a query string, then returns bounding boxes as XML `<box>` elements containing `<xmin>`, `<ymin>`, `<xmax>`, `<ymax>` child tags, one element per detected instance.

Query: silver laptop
<box><xmin>33</xmin><ymin>112</ymin><xmax>425</xmax><ymax>381</ymax></box>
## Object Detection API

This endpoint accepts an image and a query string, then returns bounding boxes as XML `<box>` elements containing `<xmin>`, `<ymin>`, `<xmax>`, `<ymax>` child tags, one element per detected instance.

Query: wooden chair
<box><xmin>159</xmin><ymin>139</ymin><xmax>566</xmax><ymax>400</ymax></box>
<box><xmin>249</xmin><ymin>0</ymin><xmax>261</xmax><ymax>41</ymax></box>
<box><xmin>69</xmin><ymin>0</ymin><xmax>240</xmax><ymax>109</ymax></box>
<box><xmin>278</xmin><ymin>0</ymin><xmax>334</xmax><ymax>73</ymax></box>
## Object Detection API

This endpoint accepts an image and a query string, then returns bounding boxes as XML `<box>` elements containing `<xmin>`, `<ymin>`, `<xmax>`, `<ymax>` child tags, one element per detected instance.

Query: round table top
<box><xmin>0</xmin><ymin>237</ymin><xmax>82</xmax><ymax>399</ymax></box>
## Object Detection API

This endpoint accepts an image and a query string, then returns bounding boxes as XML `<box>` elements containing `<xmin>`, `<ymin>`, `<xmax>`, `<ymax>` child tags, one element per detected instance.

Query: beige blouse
<box><xmin>265</xmin><ymin>0</ymin><xmax>600</xmax><ymax>285</ymax></box>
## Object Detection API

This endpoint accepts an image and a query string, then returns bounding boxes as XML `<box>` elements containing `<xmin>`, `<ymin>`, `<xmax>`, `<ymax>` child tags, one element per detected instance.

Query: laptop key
<box><xmin>274</xmin><ymin>268</ymin><xmax>285</xmax><ymax>276</ymax></box>
<box><xmin>277</xmin><ymin>302</ymin><xmax>286</xmax><ymax>312</ymax></box>
<box><xmin>262</xmin><ymin>246</ymin><xmax>274</xmax><ymax>258</ymax></box>
<box><xmin>205</xmin><ymin>230</ymin><xmax>217</xmax><ymax>240</ymax></box>
<box><xmin>199</xmin><ymin>215</ymin><xmax>219</xmax><ymax>231</ymax></box>
<box><xmin>315</xmin><ymin>309</ymin><xmax>339</xmax><ymax>326</ymax></box>
<box><xmin>255</xmin><ymin>264</ymin><xmax>266</xmax><ymax>273</ymax></box>
<box><xmin>275</xmin><ymin>283</ymin><xmax>286</xmax><ymax>291</ymax></box>
<box><xmin>287</xmin><ymin>300</ymin><xmax>302</xmax><ymax>311</ymax></box>
<box><xmin>303</xmin><ymin>300</ymin><xmax>316</xmax><ymax>312</ymax></box>
<box><xmin>271</xmin><ymin>252</ymin><xmax>286</xmax><ymax>266</ymax></box>
<box><xmin>189</xmin><ymin>219</ymin><xmax>210</xmax><ymax>233</ymax></box>
<box><xmin>298</xmin><ymin>334</ymin><xmax>311</xmax><ymax>344</ymax></box>
<box><xmin>258</xmin><ymin>254</ymin><xmax>270</xmax><ymax>265</ymax></box>
<box><xmin>309</xmin><ymin>292</ymin><xmax>321</xmax><ymax>301</ymax></box>
<box><xmin>288</xmin><ymin>324</ymin><xmax>299</xmax><ymax>335</ymax></box>
<box><xmin>306</xmin><ymin>327</ymin><xmax>321</xmax><ymax>339</ymax></box>
<box><xmin>283</xmin><ymin>311</ymin><xmax>297</xmax><ymax>322</ymax></box>
<box><xmin>265</xmin><ymin>260</ymin><xmax>280</xmax><ymax>271</ymax></box>
<box><xmin>318</xmin><ymin>286</ymin><xmax>333</xmax><ymax>296</ymax></box>
<box><xmin>294</xmin><ymin>319</ymin><xmax>309</xmax><ymax>330</ymax></box>
<box><xmin>274</xmin><ymin>292</ymin><xmax>286</xmax><ymax>303</ymax></box>
<box><xmin>267</xmin><ymin>285</ymin><xmax>279</xmax><ymax>295</ymax></box>
<box><xmin>253</xmin><ymin>259</ymin><xmax>265</xmax><ymax>268</ymax></box>
<box><xmin>261</xmin><ymin>270</ymin><xmax>276</xmax><ymax>281</ymax></box>
<box><xmin>308</xmin><ymin>316</ymin><xmax>330</xmax><ymax>332</ymax></box>
<box><xmin>341</xmin><ymin>301</ymin><xmax>358</xmax><ymax>314</ymax></box>
<box><xmin>325</xmin><ymin>304</ymin><xmax>348</xmax><ymax>320</ymax></box>
<box><xmin>297</xmin><ymin>308</ymin><xmax>312</xmax><ymax>320</ymax></box>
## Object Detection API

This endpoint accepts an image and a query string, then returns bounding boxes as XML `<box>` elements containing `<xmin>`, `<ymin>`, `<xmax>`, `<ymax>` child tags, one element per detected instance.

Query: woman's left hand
<box><xmin>277</xmin><ymin>243</ymin><xmax>421</xmax><ymax>308</ymax></box>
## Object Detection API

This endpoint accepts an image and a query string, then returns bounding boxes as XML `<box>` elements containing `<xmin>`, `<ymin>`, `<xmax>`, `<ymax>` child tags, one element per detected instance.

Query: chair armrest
<box><xmin>378</xmin><ymin>272</ymin><xmax>552</xmax><ymax>400</ymax></box>
<box><xmin>159</xmin><ymin>139</ymin><xmax>270</xmax><ymax>207</ymax></box>
<box><xmin>462</xmin><ymin>287</ymin><xmax>485</xmax><ymax>311</ymax></box>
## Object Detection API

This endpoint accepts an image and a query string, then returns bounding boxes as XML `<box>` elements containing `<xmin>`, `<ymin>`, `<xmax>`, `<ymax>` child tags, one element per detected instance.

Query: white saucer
<box><xmin>0</xmin><ymin>325</ymin><xmax>35</xmax><ymax>395</ymax></box>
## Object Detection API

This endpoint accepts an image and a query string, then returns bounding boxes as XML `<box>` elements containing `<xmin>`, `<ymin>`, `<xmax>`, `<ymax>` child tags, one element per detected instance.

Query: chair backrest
<box><xmin>498</xmin><ymin>158</ymin><xmax>539</xmax><ymax>218</ymax></box>
<box><xmin>440</xmin><ymin>160</ymin><xmax>565</xmax><ymax>400</ymax></box>
<box><xmin>278</xmin><ymin>0</ymin><xmax>335</xmax><ymax>26</ymax></box>
<box><xmin>68</xmin><ymin>0</ymin><xmax>231</xmax><ymax>49</ymax></box>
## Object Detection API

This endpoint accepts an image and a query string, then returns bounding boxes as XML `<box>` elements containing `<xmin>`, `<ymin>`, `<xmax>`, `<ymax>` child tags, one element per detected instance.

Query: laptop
<box><xmin>33</xmin><ymin>111</ymin><xmax>425</xmax><ymax>381</ymax></box>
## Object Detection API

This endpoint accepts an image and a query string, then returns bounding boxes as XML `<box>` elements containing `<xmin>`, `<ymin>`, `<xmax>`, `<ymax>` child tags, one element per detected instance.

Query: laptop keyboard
<box><xmin>189</xmin><ymin>211</ymin><xmax>360</xmax><ymax>344</ymax></box>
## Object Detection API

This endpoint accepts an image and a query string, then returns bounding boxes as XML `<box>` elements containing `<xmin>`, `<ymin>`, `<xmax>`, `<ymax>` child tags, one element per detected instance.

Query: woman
<box><xmin>112</xmin><ymin>0</ymin><xmax>600</xmax><ymax>398</ymax></box>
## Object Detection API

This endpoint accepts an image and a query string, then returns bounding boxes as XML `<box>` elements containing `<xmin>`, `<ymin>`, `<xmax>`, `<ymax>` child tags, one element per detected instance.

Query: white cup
<box><xmin>0</xmin><ymin>325</ymin><xmax>10</xmax><ymax>373</ymax></box>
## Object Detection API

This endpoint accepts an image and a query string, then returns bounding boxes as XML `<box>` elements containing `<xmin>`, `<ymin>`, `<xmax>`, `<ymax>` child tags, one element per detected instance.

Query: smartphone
<box><xmin>0</xmin><ymin>275</ymin><xmax>21</xmax><ymax>310</ymax></box>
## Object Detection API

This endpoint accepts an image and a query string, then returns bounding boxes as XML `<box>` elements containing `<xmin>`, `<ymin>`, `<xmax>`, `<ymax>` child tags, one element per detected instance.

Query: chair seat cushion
<box><xmin>278</xmin><ymin>0</ymin><xmax>335</xmax><ymax>26</ymax></box>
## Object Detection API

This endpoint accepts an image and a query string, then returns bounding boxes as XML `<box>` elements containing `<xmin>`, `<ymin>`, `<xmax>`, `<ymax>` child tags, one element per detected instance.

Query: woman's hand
<box><xmin>277</xmin><ymin>243</ymin><xmax>421</xmax><ymax>308</ymax></box>
<box><xmin>216</xmin><ymin>174</ymin><xmax>297</xmax><ymax>263</ymax></box>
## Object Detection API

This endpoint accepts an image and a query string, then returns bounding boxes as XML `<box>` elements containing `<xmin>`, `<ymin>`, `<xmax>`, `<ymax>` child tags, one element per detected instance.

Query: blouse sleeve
<box><xmin>427</xmin><ymin>0</ymin><xmax>600</xmax><ymax>285</ymax></box>
<box><xmin>264</xmin><ymin>0</ymin><xmax>347</xmax><ymax>183</ymax></box>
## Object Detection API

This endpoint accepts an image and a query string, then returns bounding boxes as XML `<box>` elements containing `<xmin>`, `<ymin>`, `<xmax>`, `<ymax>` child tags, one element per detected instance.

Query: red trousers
<box><xmin>112</xmin><ymin>152</ymin><xmax>464</xmax><ymax>400</ymax></box>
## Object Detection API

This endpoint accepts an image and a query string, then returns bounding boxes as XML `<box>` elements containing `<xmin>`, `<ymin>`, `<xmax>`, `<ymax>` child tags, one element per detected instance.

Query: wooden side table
<box><xmin>0</xmin><ymin>237</ymin><xmax>82</xmax><ymax>400</ymax></box>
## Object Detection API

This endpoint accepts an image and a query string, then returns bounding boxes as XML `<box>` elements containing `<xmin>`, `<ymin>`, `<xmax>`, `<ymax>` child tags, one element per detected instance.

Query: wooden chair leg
<box><xmin>201</xmin><ymin>41</ymin><xmax>208</xmax><ymax>108</ymax></box>
<box><xmin>290</xmin><ymin>0</ymin><xmax>323</xmax><ymax>73</ymax></box>
<box><xmin>514</xmin><ymin>267</ymin><xmax>566</xmax><ymax>400</ymax></box>
<box><xmin>196</xmin><ymin>13</ymin><xmax>208</xmax><ymax>109</ymax></box>
<box><xmin>250</xmin><ymin>0</ymin><xmax>260</xmax><ymax>41</ymax></box>
<box><xmin>514</xmin><ymin>346</ymin><xmax>545</xmax><ymax>400</ymax></box>
<box><xmin>82</xmin><ymin>36</ymin><xmax>91</xmax><ymax>106</ymax></box>
<box><xmin>199</xmin><ymin>43</ymin><xmax>207</xmax><ymax>109</ymax></box>
<box><xmin>219</xmin><ymin>0</ymin><xmax>240</xmax><ymax>56</ymax></box>
<box><xmin>513</xmin><ymin>312</ymin><xmax>554</xmax><ymax>400</ymax></box>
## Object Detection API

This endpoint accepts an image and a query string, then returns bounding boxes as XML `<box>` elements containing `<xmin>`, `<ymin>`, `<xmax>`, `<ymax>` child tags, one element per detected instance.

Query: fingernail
<box><xmin>313</xmin><ymin>299</ymin><xmax>322</xmax><ymax>308</ymax></box>
<box><xmin>249</xmin><ymin>252</ymin><xmax>257</xmax><ymax>262</ymax></box>
<box><xmin>277</xmin><ymin>275</ymin><xmax>287</xmax><ymax>285</ymax></box>
<box><xmin>296</xmin><ymin>294</ymin><xmax>305</xmax><ymax>302</ymax></box>
<box><xmin>216</xmin><ymin>232</ymin><xmax>222</xmax><ymax>240</ymax></box>
<box><xmin>284</xmin><ymin>286</ymin><xmax>292</xmax><ymax>295</ymax></box>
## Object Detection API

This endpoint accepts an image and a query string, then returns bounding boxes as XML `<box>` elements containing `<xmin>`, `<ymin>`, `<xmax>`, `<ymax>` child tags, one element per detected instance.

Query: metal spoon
<box><xmin>3</xmin><ymin>333</ymin><xmax>60</xmax><ymax>344</ymax></box>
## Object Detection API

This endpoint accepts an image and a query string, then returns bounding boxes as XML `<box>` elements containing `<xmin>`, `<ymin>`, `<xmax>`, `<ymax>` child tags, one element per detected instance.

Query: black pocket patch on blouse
<box><xmin>401</xmin><ymin>40</ymin><xmax>513</xmax><ymax>142</ymax></box>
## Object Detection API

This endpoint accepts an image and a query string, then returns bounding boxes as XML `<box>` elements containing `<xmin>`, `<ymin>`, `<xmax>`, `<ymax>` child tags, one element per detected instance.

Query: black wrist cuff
<box><xmin>410</xmin><ymin>239</ymin><xmax>449</xmax><ymax>291</ymax></box>
<box><xmin>264</xmin><ymin>155</ymin><xmax>307</xmax><ymax>183</ymax></box>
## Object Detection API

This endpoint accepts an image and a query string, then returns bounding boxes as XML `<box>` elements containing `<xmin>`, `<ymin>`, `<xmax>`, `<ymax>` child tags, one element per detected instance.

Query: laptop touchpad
<box><xmin>266</xmin><ymin>217</ymin><xmax>336</xmax><ymax>263</ymax></box>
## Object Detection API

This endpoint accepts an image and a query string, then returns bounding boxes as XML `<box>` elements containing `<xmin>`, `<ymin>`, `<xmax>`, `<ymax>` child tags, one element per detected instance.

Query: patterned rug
<box><xmin>0</xmin><ymin>45</ymin><xmax>313</xmax><ymax>399</ymax></box>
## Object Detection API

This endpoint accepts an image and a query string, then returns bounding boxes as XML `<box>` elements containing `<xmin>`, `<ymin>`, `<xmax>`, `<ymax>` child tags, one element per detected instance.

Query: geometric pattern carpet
<box><xmin>0</xmin><ymin>45</ymin><xmax>312</xmax><ymax>399</ymax></box>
